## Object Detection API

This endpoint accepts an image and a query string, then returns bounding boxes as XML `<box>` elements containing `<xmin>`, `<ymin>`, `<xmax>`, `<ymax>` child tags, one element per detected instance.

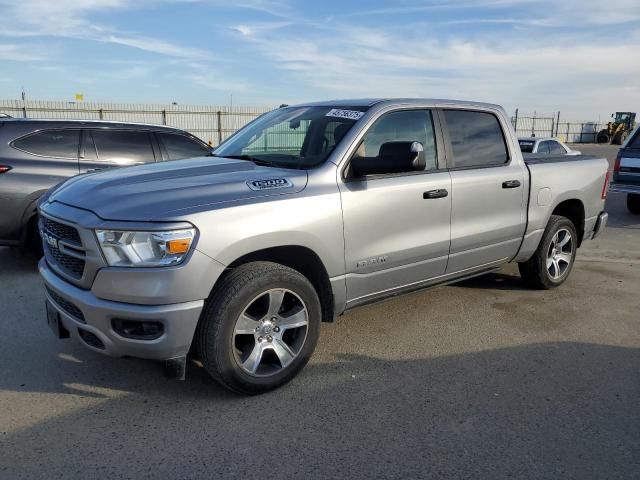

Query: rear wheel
<box><xmin>518</xmin><ymin>215</ymin><xmax>577</xmax><ymax>289</ymax></box>
<box><xmin>196</xmin><ymin>261</ymin><xmax>321</xmax><ymax>395</ymax></box>
<box><xmin>628</xmin><ymin>194</ymin><xmax>640</xmax><ymax>214</ymax></box>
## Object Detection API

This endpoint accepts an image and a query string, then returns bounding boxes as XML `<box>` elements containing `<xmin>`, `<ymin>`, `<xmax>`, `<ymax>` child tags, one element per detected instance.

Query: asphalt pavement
<box><xmin>0</xmin><ymin>144</ymin><xmax>638</xmax><ymax>479</ymax></box>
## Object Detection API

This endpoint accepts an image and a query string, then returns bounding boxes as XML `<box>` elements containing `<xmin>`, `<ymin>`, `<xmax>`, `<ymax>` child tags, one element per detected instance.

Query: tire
<box><xmin>25</xmin><ymin>216</ymin><xmax>43</xmax><ymax>259</ymax></box>
<box><xmin>596</xmin><ymin>131</ymin><xmax>609</xmax><ymax>144</ymax></box>
<box><xmin>628</xmin><ymin>194</ymin><xmax>640</xmax><ymax>214</ymax></box>
<box><xmin>518</xmin><ymin>215</ymin><xmax>578</xmax><ymax>290</ymax></box>
<box><xmin>196</xmin><ymin>261</ymin><xmax>321</xmax><ymax>395</ymax></box>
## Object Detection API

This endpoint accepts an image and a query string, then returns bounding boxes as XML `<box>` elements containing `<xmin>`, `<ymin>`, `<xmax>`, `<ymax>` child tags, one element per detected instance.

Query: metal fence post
<box><xmin>555</xmin><ymin>112</ymin><xmax>560</xmax><ymax>136</ymax></box>
<box><xmin>217</xmin><ymin>111</ymin><xmax>223</xmax><ymax>146</ymax></box>
<box><xmin>161</xmin><ymin>110</ymin><xmax>167</xmax><ymax>126</ymax></box>
<box><xmin>513</xmin><ymin>108</ymin><xmax>519</xmax><ymax>133</ymax></box>
<box><xmin>531</xmin><ymin>111</ymin><xmax>536</xmax><ymax>136</ymax></box>
<box><xmin>99</xmin><ymin>109</ymin><xmax>103</xmax><ymax>120</ymax></box>
<box><xmin>579</xmin><ymin>123</ymin><xmax>584</xmax><ymax>143</ymax></box>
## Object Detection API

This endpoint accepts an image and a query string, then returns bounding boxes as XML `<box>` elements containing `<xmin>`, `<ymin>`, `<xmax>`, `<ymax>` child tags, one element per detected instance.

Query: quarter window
<box><xmin>158</xmin><ymin>132</ymin><xmax>210</xmax><ymax>161</ymax></box>
<box><xmin>91</xmin><ymin>130</ymin><xmax>155</xmax><ymax>164</ymax></box>
<box><xmin>355</xmin><ymin>110</ymin><xmax>437</xmax><ymax>172</ymax></box>
<box><xmin>12</xmin><ymin>129</ymin><xmax>80</xmax><ymax>159</ymax></box>
<box><xmin>537</xmin><ymin>141</ymin><xmax>550</xmax><ymax>154</ymax></box>
<box><xmin>549</xmin><ymin>141</ymin><xmax>566</xmax><ymax>154</ymax></box>
<box><xmin>443</xmin><ymin>110</ymin><xmax>509</xmax><ymax>168</ymax></box>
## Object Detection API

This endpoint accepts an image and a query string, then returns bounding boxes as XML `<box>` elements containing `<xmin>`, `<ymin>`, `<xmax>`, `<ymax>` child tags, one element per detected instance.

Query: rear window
<box><xmin>12</xmin><ymin>129</ymin><xmax>80</xmax><ymax>159</ymax></box>
<box><xmin>519</xmin><ymin>140</ymin><xmax>535</xmax><ymax>153</ymax></box>
<box><xmin>91</xmin><ymin>130</ymin><xmax>155</xmax><ymax>164</ymax></box>
<box><xmin>157</xmin><ymin>132</ymin><xmax>210</xmax><ymax>161</ymax></box>
<box><xmin>443</xmin><ymin>110</ymin><xmax>509</xmax><ymax>168</ymax></box>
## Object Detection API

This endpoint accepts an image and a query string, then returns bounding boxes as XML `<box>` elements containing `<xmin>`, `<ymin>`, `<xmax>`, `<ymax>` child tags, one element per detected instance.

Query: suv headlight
<box><xmin>96</xmin><ymin>229</ymin><xmax>195</xmax><ymax>267</ymax></box>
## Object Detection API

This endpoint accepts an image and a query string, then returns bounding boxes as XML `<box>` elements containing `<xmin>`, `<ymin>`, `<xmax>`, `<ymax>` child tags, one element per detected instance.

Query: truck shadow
<box><xmin>1</xmin><ymin>342</ymin><xmax>638</xmax><ymax>478</ymax></box>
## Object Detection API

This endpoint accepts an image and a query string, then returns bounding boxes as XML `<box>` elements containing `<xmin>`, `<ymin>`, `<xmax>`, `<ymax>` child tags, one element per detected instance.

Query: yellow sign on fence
<box><xmin>75</xmin><ymin>93</ymin><xmax>84</xmax><ymax>102</ymax></box>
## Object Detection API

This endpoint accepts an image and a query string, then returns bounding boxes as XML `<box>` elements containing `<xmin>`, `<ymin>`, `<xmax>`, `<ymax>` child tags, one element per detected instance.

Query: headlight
<box><xmin>96</xmin><ymin>229</ymin><xmax>195</xmax><ymax>267</ymax></box>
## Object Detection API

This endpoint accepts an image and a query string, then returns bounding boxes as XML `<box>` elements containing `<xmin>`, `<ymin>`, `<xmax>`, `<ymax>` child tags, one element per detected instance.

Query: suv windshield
<box><xmin>213</xmin><ymin>106</ymin><xmax>368</xmax><ymax>169</ymax></box>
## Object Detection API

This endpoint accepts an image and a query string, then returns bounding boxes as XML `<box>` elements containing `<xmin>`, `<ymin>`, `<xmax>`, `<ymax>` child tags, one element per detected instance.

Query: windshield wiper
<box><xmin>213</xmin><ymin>154</ymin><xmax>276</xmax><ymax>167</ymax></box>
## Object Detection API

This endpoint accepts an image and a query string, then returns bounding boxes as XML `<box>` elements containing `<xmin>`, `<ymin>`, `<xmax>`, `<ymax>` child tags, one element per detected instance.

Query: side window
<box><xmin>91</xmin><ymin>130</ymin><xmax>155</xmax><ymax>164</ymax></box>
<box><xmin>157</xmin><ymin>132</ymin><xmax>210</xmax><ymax>161</ymax></box>
<box><xmin>537</xmin><ymin>141</ymin><xmax>550</xmax><ymax>154</ymax></box>
<box><xmin>549</xmin><ymin>141</ymin><xmax>566</xmax><ymax>154</ymax></box>
<box><xmin>355</xmin><ymin>110</ymin><xmax>437</xmax><ymax>172</ymax></box>
<box><xmin>443</xmin><ymin>110</ymin><xmax>509</xmax><ymax>168</ymax></box>
<box><xmin>12</xmin><ymin>129</ymin><xmax>80</xmax><ymax>159</ymax></box>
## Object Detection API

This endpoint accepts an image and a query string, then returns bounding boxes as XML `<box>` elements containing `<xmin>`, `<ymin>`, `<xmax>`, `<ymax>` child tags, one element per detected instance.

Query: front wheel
<box><xmin>196</xmin><ymin>261</ymin><xmax>321</xmax><ymax>395</ymax></box>
<box><xmin>628</xmin><ymin>194</ymin><xmax>640</xmax><ymax>214</ymax></box>
<box><xmin>518</xmin><ymin>215</ymin><xmax>578</xmax><ymax>289</ymax></box>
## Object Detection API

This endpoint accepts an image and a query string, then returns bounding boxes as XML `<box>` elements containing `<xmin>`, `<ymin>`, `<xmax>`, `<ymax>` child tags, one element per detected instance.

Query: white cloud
<box><xmin>230</xmin><ymin>14</ymin><xmax>640</xmax><ymax>119</ymax></box>
<box><xmin>0</xmin><ymin>0</ymin><xmax>209</xmax><ymax>59</ymax></box>
<box><xmin>0</xmin><ymin>44</ymin><xmax>44</xmax><ymax>61</ymax></box>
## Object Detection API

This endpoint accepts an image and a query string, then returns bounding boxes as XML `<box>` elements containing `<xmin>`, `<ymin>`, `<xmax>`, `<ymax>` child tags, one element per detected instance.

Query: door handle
<box><xmin>502</xmin><ymin>180</ymin><xmax>521</xmax><ymax>189</ymax></box>
<box><xmin>423</xmin><ymin>189</ymin><xmax>448</xmax><ymax>199</ymax></box>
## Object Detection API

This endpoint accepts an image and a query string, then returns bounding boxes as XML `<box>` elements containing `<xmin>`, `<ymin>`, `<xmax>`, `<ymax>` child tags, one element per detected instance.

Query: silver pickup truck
<box><xmin>38</xmin><ymin>99</ymin><xmax>609</xmax><ymax>394</ymax></box>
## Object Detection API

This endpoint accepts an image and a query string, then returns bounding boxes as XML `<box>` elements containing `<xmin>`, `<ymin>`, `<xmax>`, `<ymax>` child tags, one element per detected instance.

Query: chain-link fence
<box><xmin>0</xmin><ymin>100</ymin><xmax>608</xmax><ymax>146</ymax></box>
<box><xmin>511</xmin><ymin>110</ymin><xmax>605</xmax><ymax>143</ymax></box>
<box><xmin>0</xmin><ymin>100</ymin><xmax>276</xmax><ymax>147</ymax></box>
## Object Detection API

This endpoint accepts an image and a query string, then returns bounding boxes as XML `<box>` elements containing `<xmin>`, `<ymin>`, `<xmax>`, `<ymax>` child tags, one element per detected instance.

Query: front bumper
<box><xmin>40</xmin><ymin>258</ymin><xmax>204</xmax><ymax>360</ymax></box>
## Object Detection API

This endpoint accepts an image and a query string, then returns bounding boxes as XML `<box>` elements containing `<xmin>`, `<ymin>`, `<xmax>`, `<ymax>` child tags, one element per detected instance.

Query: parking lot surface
<box><xmin>1</xmin><ymin>145</ymin><xmax>638</xmax><ymax>479</ymax></box>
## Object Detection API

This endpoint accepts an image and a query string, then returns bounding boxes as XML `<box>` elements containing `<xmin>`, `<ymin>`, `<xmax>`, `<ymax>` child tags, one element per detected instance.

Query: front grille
<box><xmin>41</xmin><ymin>217</ymin><xmax>81</xmax><ymax>245</ymax></box>
<box><xmin>46</xmin><ymin>286</ymin><xmax>86</xmax><ymax>323</ymax></box>
<box><xmin>46</xmin><ymin>243</ymin><xmax>85</xmax><ymax>278</ymax></box>
<box><xmin>41</xmin><ymin>217</ymin><xmax>86</xmax><ymax>280</ymax></box>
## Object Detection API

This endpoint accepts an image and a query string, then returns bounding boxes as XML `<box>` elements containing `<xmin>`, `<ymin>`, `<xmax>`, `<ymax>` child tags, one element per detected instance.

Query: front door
<box><xmin>339</xmin><ymin>109</ymin><xmax>452</xmax><ymax>304</ymax></box>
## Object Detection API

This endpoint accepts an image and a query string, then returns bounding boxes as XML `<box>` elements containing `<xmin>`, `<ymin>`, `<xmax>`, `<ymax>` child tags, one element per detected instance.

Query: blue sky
<box><xmin>0</xmin><ymin>0</ymin><xmax>639</xmax><ymax>120</ymax></box>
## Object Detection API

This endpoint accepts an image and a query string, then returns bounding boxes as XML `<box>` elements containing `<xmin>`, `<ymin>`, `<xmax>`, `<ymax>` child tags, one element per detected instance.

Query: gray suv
<box><xmin>0</xmin><ymin>118</ymin><xmax>212</xmax><ymax>253</ymax></box>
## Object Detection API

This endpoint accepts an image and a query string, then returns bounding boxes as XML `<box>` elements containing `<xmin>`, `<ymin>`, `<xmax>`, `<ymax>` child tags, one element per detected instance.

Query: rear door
<box><xmin>79</xmin><ymin>129</ymin><xmax>158</xmax><ymax>173</ymax></box>
<box><xmin>2</xmin><ymin>128</ymin><xmax>81</xmax><ymax>240</ymax></box>
<box><xmin>441</xmin><ymin>108</ymin><xmax>526</xmax><ymax>273</ymax></box>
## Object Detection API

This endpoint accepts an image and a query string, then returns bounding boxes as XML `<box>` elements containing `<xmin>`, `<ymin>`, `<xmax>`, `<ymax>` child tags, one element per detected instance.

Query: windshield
<box><xmin>213</xmin><ymin>106</ymin><xmax>368</xmax><ymax>169</ymax></box>
<box><xmin>519</xmin><ymin>140</ymin><xmax>535</xmax><ymax>153</ymax></box>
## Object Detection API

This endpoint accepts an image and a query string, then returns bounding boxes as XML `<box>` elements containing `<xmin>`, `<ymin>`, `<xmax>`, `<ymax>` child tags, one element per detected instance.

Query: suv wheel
<box><xmin>628</xmin><ymin>194</ymin><xmax>640</xmax><ymax>214</ymax></box>
<box><xmin>518</xmin><ymin>215</ymin><xmax>578</xmax><ymax>289</ymax></box>
<box><xmin>196</xmin><ymin>261</ymin><xmax>321</xmax><ymax>395</ymax></box>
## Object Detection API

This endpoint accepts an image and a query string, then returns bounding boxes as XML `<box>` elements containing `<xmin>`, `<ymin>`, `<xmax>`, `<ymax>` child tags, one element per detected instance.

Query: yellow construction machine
<box><xmin>597</xmin><ymin>112</ymin><xmax>636</xmax><ymax>144</ymax></box>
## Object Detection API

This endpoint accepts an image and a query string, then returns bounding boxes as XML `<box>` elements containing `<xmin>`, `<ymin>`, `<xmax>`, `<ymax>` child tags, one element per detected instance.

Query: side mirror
<box><xmin>350</xmin><ymin>141</ymin><xmax>425</xmax><ymax>177</ymax></box>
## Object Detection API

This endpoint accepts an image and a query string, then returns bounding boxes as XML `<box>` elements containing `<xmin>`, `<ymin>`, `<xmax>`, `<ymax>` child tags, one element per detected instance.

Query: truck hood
<box><xmin>47</xmin><ymin>156</ymin><xmax>308</xmax><ymax>221</ymax></box>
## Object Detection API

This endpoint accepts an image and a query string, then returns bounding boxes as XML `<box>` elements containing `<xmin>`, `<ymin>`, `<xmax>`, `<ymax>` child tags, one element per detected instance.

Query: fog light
<box><xmin>111</xmin><ymin>319</ymin><xmax>164</xmax><ymax>340</ymax></box>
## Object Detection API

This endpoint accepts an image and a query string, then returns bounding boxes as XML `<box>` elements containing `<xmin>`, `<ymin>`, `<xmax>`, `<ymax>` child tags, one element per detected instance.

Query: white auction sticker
<box><xmin>325</xmin><ymin>109</ymin><xmax>365</xmax><ymax>121</ymax></box>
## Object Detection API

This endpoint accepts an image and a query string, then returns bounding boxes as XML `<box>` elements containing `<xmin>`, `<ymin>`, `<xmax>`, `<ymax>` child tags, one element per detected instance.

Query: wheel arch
<box><xmin>551</xmin><ymin>198</ymin><xmax>585</xmax><ymax>247</ymax></box>
<box><xmin>225</xmin><ymin>245</ymin><xmax>335</xmax><ymax>323</ymax></box>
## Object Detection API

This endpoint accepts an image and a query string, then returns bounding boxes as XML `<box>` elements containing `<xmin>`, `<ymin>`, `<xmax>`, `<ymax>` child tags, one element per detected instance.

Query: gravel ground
<box><xmin>0</xmin><ymin>144</ymin><xmax>638</xmax><ymax>479</ymax></box>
